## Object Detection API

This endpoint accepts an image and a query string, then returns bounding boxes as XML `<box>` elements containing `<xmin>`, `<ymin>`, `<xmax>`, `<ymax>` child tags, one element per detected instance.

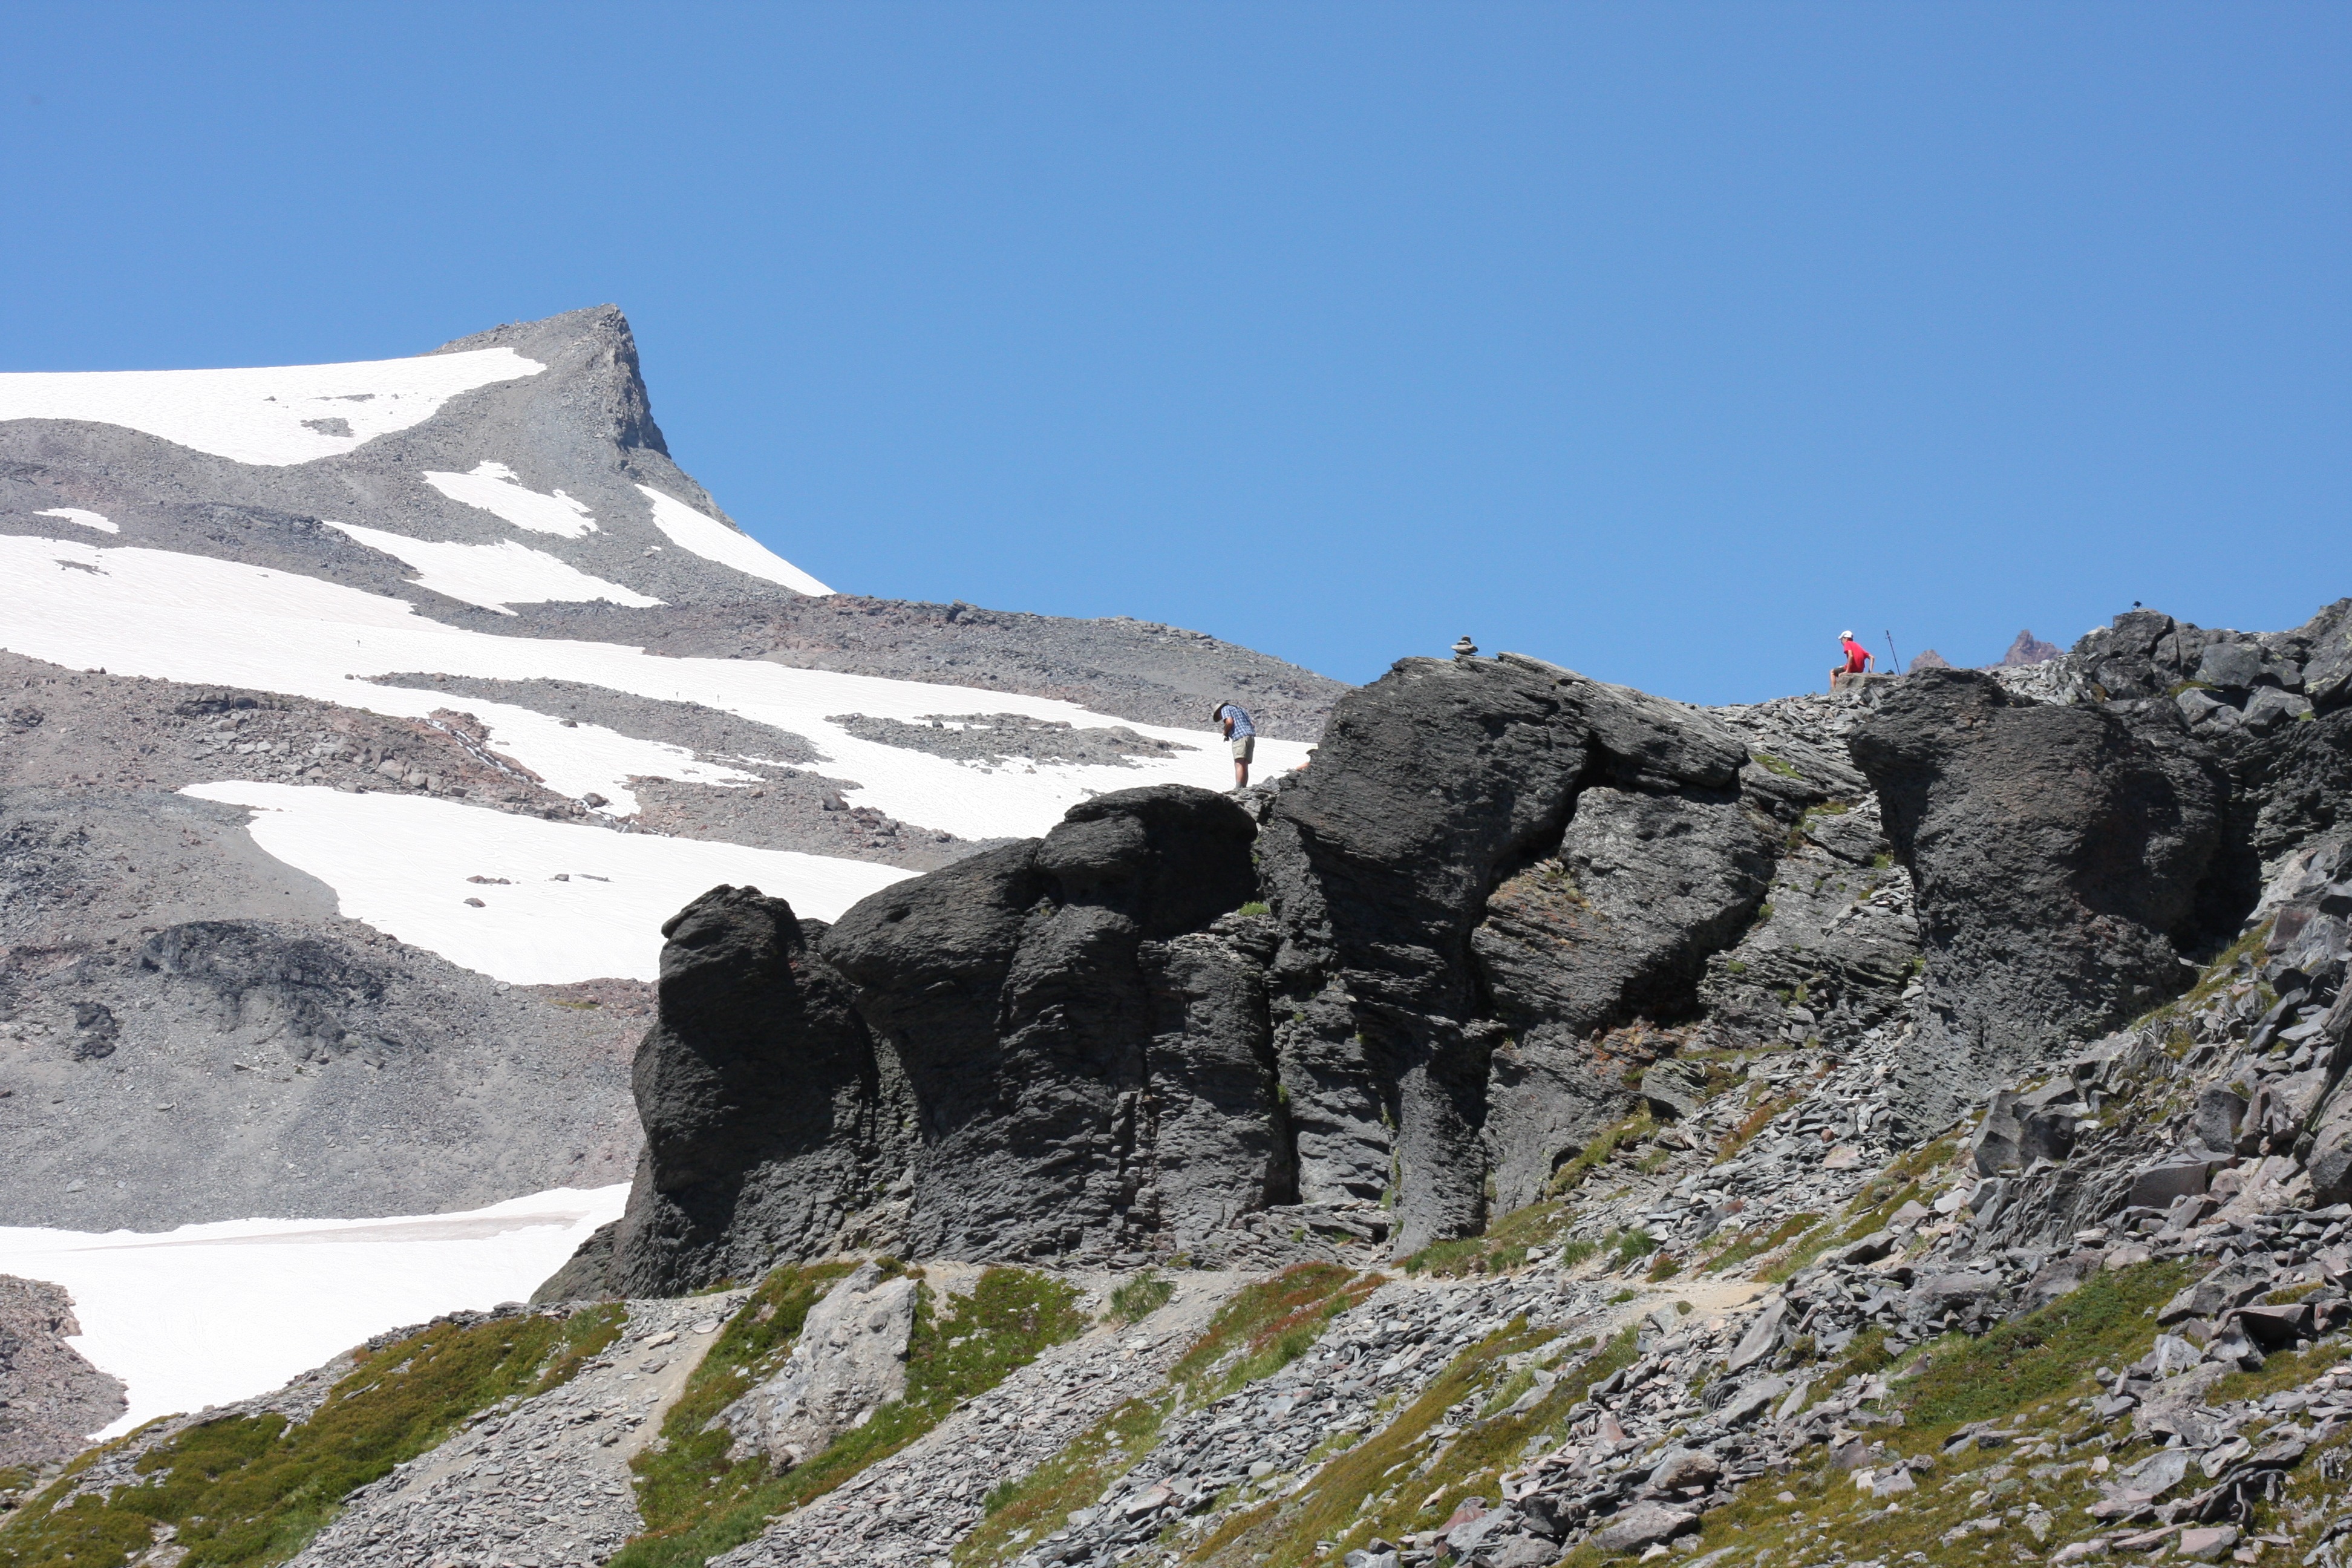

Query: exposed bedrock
<box><xmin>0</xmin><ymin>1274</ymin><xmax>126</xmax><ymax>1470</ymax></box>
<box><xmin>547</xmin><ymin>654</ymin><xmax>1941</xmax><ymax>1296</ymax></box>
<box><xmin>1259</xmin><ymin>653</ymin><xmax>1782</xmax><ymax>1252</ymax></box>
<box><xmin>1851</xmin><ymin>667</ymin><xmax>2242</xmax><ymax>1133</ymax></box>
<box><xmin>579</xmin><ymin>884</ymin><xmax>906</xmax><ymax>1301</ymax></box>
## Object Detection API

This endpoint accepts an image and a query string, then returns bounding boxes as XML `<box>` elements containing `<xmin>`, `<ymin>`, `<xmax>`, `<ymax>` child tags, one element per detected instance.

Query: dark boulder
<box><xmin>1260</xmin><ymin>653</ymin><xmax>1770</xmax><ymax>1253</ymax></box>
<box><xmin>593</xmin><ymin>886</ymin><xmax>906</xmax><ymax>1298</ymax></box>
<box><xmin>1852</xmin><ymin>669</ymin><xmax>2234</xmax><ymax>1131</ymax></box>
<box><xmin>826</xmin><ymin>784</ymin><xmax>1269</xmax><ymax>1260</ymax></box>
<box><xmin>550</xmin><ymin>785</ymin><xmax>1281</xmax><ymax>1293</ymax></box>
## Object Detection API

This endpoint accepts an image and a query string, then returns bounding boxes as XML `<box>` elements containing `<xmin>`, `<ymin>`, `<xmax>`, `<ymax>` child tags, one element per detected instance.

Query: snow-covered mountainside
<box><xmin>0</xmin><ymin>307</ymin><xmax>1342</xmax><ymax>1451</ymax></box>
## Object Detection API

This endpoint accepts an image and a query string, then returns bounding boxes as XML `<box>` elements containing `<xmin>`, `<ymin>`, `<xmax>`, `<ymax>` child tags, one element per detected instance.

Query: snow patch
<box><xmin>323</xmin><ymin>520</ymin><xmax>663</xmax><ymax>615</ymax></box>
<box><xmin>638</xmin><ymin>484</ymin><xmax>832</xmax><ymax>596</ymax></box>
<box><xmin>181</xmin><ymin>783</ymin><xmax>913</xmax><ymax>983</ymax></box>
<box><xmin>0</xmin><ymin>534</ymin><xmax>1308</xmax><ymax>839</ymax></box>
<box><xmin>34</xmin><ymin>507</ymin><xmax>117</xmax><ymax>534</ymax></box>
<box><xmin>0</xmin><ymin>347</ymin><xmax>543</xmax><ymax>466</ymax></box>
<box><xmin>422</xmin><ymin>460</ymin><xmax>598</xmax><ymax>538</ymax></box>
<box><xmin>0</xmin><ymin>1185</ymin><xmax>629</xmax><ymax>1439</ymax></box>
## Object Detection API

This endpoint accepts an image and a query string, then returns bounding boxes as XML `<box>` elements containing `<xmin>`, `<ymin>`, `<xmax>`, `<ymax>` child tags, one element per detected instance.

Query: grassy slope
<box><xmin>957</xmin><ymin>1263</ymin><xmax>1379</xmax><ymax>1567</ymax></box>
<box><xmin>613</xmin><ymin>1264</ymin><xmax>1089</xmax><ymax>1568</ymax></box>
<box><xmin>0</xmin><ymin>1305</ymin><xmax>625</xmax><ymax>1568</ymax></box>
<box><xmin>1191</xmin><ymin>1321</ymin><xmax>1639</xmax><ymax>1567</ymax></box>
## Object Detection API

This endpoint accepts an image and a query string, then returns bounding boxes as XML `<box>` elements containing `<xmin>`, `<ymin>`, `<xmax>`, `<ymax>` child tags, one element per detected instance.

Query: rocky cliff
<box><xmin>551</xmin><ymin>602</ymin><xmax>2351</xmax><ymax>1304</ymax></box>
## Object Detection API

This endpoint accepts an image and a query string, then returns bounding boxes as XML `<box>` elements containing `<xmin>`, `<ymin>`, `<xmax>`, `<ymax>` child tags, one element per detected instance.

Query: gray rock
<box><xmin>1639</xmin><ymin>1056</ymin><xmax>1714</xmax><ymax>1121</ymax></box>
<box><xmin>0</xmin><ymin>1275</ymin><xmax>126</xmax><ymax>1469</ymax></box>
<box><xmin>2193</xmin><ymin>1086</ymin><xmax>2249</xmax><ymax>1157</ymax></box>
<box><xmin>1588</xmin><ymin>1501</ymin><xmax>1699</xmax><ymax>1553</ymax></box>
<box><xmin>2244</xmin><ymin>687</ymin><xmax>2316</xmax><ymax>734</ymax></box>
<box><xmin>2128</xmin><ymin>1160</ymin><xmax>2219</xmax><ymax>1211</ymax></box>
<box><xmin>1726</xmin><ymin>1298</ymin><xmax>1788</xmax><ymax>1373</ymax></box>
<box><xmin>2300</xmin><ymin>599</ymin><xmax>2352</xmax><ymax>713</ymax></box>
<box><xmin>1648</xmin><ymin>1447</ymin><xmax>1723</xmax><ymax>1492</ymax></box>
<box><xmin>575</xmin><ymin>885</ymin><xmax>907</xmax><ymax>1299</ymax></box>
<box><xmin>1851</xmin><ymin>668</ymin><xmax>2236</xmax><ymax>1130</ymax></box>
<box><xmin>2197</xmin><ymin>642</ymin><xmax>2266</xmax><ymax>691</ymax></box>
<box><xmin>716</xmin><ymin>1261</ymin><xmax>916</xmax><ymax>1466</ymax></box>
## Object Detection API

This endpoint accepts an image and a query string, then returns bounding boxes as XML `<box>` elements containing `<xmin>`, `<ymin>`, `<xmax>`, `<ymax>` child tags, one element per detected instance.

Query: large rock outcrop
<box><xmin>557</xmin><ymin>784</ymin><xmax>1282</xmax><ymax>1296</ymax></box>
<box><xmin>547</xmin><ymin>652</ymin><xmax>1902</xmax><ymax>1292</ymax></box>
<box><xmin>0</xmin><ymin>1274</ymin><xmax>126</xmax><ymax>1469</ymax></box>
<box><xmin>1851</xmin><ymin>668</ymin><xmax>2236</xmax><ymax>1130</ymax></box>
<box><xmin>584</xmin><ymin>886</ymin><xmax>907</xmax><ymax>1300</ymax></box>
<box><xmin>1256</xmin><ymin>653</ymin><xmax>1781</xmax><ymax>1250</ymax></box>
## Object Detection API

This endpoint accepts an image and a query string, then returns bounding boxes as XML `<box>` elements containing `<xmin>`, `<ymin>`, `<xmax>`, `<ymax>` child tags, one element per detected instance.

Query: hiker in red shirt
<box><xmin>1831</xmin><ymin>630</ymin><xmax>1874</xmax><ymax>689</ymax></box>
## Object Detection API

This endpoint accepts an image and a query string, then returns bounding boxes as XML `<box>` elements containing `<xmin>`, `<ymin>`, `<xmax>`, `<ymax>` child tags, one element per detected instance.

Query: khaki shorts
<box><xmin>1232</xmin><ymin>735</ymin><xmax>1255</xmax><ymax>762</ymax></box>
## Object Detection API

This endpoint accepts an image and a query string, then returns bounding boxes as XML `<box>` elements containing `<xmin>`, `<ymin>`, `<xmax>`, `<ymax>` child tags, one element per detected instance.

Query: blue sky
<box><xmin>3</xmin><ymin>3</ymin><xmax>2345</xmax><ymax>704</ymax></box>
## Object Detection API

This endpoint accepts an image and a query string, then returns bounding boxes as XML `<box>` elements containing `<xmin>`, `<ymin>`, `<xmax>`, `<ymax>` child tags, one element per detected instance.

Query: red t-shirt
<box><xmin>1841</xmin><ymin>639</ymin><xmax>1870</xmax><ymax>673</ymax></box>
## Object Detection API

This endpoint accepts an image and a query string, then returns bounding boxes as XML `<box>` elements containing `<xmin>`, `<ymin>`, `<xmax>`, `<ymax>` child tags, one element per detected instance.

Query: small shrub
<box><xmin>1235</xmin><ymin>901</ymin><xmax>1271</xmax><ymax>917</ymax></box>
<box><xmin>1108</xmin><ymin>1273</ymin><xmax>1175</xmax><ymax>1325</ymax></box>
<box><xmin>1611</xmin><ymin>1227</ymin><xmax>1659</xmax><ymax>1267</ymax></box>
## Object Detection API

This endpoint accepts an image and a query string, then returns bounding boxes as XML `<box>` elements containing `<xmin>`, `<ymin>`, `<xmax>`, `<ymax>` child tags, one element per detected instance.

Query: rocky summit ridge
<box><xmin>7</xmin><ymin>309</ymin><xmax>2352</xmax><ymax>1568</ymax></box>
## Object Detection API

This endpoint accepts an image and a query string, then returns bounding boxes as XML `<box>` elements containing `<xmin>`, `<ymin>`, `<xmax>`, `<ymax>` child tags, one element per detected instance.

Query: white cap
<box><xmin>1841</xmin><ymin>630</ymin><xmax>1854</xmax><ymax>639</ymax></box>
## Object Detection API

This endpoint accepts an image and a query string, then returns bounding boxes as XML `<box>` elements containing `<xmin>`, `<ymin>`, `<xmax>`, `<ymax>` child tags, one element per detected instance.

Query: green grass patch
<box><xmin>0</xmin><ymin>1305</ymin><xmax>624</xmax><ymax>1568</ymax></box>
<box><xmin>1235</xmin><ymin>901</ymin><xmax>1271</xmax><ymax>918</ymax></box>
<box><xmin>2206</xmin><ymin>1338</ymin><xmax>2351</xmax><ymax>1406</ymax></box>
<box><xmin>1899</xmin><ymin>1259</ymin><xmax>2194</xmax><ymax>1428</ymax></box>
<box><xmin>1191</xmin><ymin>1324</ymin><xmax>1637</xmax><ymax>1567</ymax></box>
<box><xmin>1610</xmin><ymin>1227</ymin><xmax>1659</xmax><ymax>1268</ymax></box>
<box><xmin>615</xmin><ymin>1265</ymin><xmax>1088</xmax><ymax>1568</ymax></box>
<box><xmin>1544</xmin><ymin>1111</ymin><xmax>1657</xmax><ymax>1200</ymax></box>
<box><xmin>1752</xmin><ymin>751</ymin><xmax>1802</xmax><ymax>779</ymax></box>
<box><xmin>1109</xmin><ymin>1272</ymin><xmax>1176</xmax><ymax>1325</ymax></box>
<box><xmin>1403</xmin><ymin>1197</ymin><xmax>1578</xmax><ymax>1278</ymax></box>
<box><xmin>956</xmin><ymin>1264</ymin><xmax>1376</xmax><ymax>1566</ymax></box>
<box><xmin>1702</xmin><ymin>1213</ymin><xmax>1821</xmax><ymax>1276</ymax></box>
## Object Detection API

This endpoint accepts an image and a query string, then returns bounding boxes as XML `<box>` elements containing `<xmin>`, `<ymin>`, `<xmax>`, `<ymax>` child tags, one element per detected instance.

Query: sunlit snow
<box><xmin>0</xmin><ymin>534</ymin><xmax>1307</xmax><ymax>842</ymax></box>
<box><xmin>422</xmin><ymin>460</ymin><xmax>599</xmax><ymax>538</ymax></box>
<box><xmin>34</xmin><ymin>507</ymin><xmax>117</xmax><ymax>534</ymax></box>
<box><xmin>0</xmin><ymin>347</ymin><xmax>543</xmax><ymax>466</ymax></box>
<box><xmin>183</xmin><ymin>782</ymin><xmax>913</xmax><ymax>982</ymax></box>
<box><xmin>0</xmin><ymin>1186</ymin><xmax>629</xmax><ymax>1438</ymax></box>
<box><xmin>323</xmin><ymin>519</ymin><xmax>664</xmax><ymax>614</ymax></box>
<box><xmin>638</xmin><ymin>483</ymin><xmax>833</xmax><ymax>596</ymax></box>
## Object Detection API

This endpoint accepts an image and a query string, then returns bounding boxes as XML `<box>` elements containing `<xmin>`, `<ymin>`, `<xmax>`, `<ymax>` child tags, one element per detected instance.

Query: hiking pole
<box><xmin>1884</xmin><ymin>631</ymin><xmax>1902</xmax><ymax>676</ymax></box>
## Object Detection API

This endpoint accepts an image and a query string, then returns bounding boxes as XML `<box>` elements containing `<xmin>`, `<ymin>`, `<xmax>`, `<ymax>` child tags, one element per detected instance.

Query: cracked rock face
<box><xmin>539</xmin><ymin>603</ymin><xmax>2350</xmax><ymax>1301</ymax></box>
<box><xmin>552</xmin><ymin>656</ymin><xmax>1910</xmax><ymax>1291</ymax></box>
<box><xmin>1852</xmin><ymin>668</ymin><xmax>2241</xmax><ymax>1133</ymax></box>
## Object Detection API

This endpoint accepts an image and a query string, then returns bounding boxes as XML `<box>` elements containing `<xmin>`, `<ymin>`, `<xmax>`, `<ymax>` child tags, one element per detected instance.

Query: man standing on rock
<box><xmin>1213</xmin><ymin>700</ymin><xmax>1255</xmax><ymax>788</ymax></box>
<box><xmin>1831</xmin><ymin>629</ymin><xmax>1874</xmax><ymax>690</ymax></box>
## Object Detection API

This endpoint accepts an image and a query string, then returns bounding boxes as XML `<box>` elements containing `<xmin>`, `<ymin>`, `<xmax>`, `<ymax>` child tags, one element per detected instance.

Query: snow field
<box><xmin>181</xmin><ymin>782</ymin><xmax>913</xmax><ymax>983</ymax></box>
<box><xmin>0</xmin><ymin>1185</ymin><xmax>629</xmax><ymax>1439</ymax></box>
<box><xmin>34</xmin><ymin>508</ymin><xmax>117</xmax><ymax>534</ymax></box>
<box><xmin>422</xmin><ymin>460</ymin><xmax>599</xmax><ymax>538</ymax></box>
<box><xmin>322</xmin><ymin>519</ymin><xmax>664</xmax><ymax>614</ymax></box>
<box><xmin>0</xmin><ymin>533</ymin><xmax>1310</xmax><ymax>842</ymax></box>
<box><xmin>0</xmin><ymin>347</ymin><xmax>543</xmax><ymax>466</ymax></box>
<box><xmin>637</xmin><ymin>483</ymin><xmax>833</xmax><ymax>596</ymax></box>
